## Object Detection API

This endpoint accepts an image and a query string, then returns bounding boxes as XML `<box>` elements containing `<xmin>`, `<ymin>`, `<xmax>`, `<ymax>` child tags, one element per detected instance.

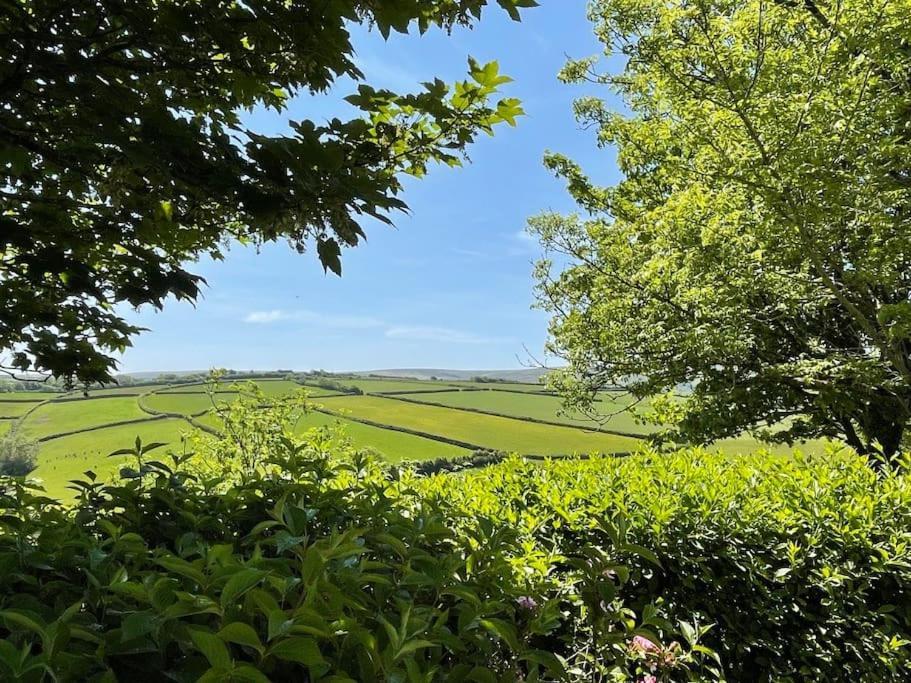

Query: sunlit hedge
<box><xmin>0</xmin><ymin>424</ymin><xmax>908</xmax><ymax>680</ymax></box>
<box><xmin>422</xmin><ymin>449</ymin><xmax>911</xmax><ymax>680</ymax></box>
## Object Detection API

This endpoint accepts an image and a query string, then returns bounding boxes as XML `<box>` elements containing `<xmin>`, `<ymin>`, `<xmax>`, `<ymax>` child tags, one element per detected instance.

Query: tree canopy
<box><xmin>532</xmin><ymin>0</ymin><xmax>911</xmax><ymax>462</ymax></box>
<box><xmin>1</xmin><ymin>0</ymin><xmax>532</xmax><ymax>385</ymax></box>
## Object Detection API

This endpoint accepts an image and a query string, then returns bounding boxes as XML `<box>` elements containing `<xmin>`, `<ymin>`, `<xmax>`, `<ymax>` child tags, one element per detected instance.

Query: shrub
<box><xmin>0</xmin><ymin>430</ymin><xmax>38</xmax><ymax>477</ymax></box>
<box><xmin>421</xmin><ymin>450</ymin><xmax>911</xmax><ymax>680</ymax></box>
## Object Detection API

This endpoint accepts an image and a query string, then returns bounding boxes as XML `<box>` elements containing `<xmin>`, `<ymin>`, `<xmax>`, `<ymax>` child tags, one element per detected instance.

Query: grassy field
<box><xmin>157</xmin><ymin>384</ymin><xmax>234</xmax><ymax>394</ymax></box>
<box><xmin>83</xmin><ymin>385</ymin><xmax>166</xmax><ymax>396</ymax></box>
<box><xmin>33</xmin><ymin>418</ymin><xmax>195</xmax><ymax>500</ymax></box>
<box><xmin>295</xmin><ymin>412</ymin><xmax>470</xmax><ymax>461</ymax></box>
<box><xmin>320</xmin><ymin>395</ymin><xmax>644</xmax><ymax>455</ymax></box>
<box><xmin>0</xmin><ymin>401</ymin><xmax>42</xmax><ymax>418</ymax></box>
<box><xmin>444</xmin><ymin>381</ymin><xmax>551</xmax><ymax>393</ymax></box>
<box><xmin>325</xmin><ymin>378</ymin><xmax>461</xmax><ymax>394</ymax></box>
<box><xmin>395</xmin><ymin>389</ymin><xmax>660</xmax><ymax>434</ymax></box>
<box><xmin>142</xmin><ymin>392</ymin><xmax>223</xmax><ymax>416</ymax></box>
<box><xmin>3</xmin><ymin>376</ymin><xmax>831</xmax><ymax>501</ymax></box>
<box><xmin>20</xmin><ymin>397</ymin><xmax>149</xmax><ymax>439</ymax></box>
<box><xmin>0</xmin><ymin>392</ymin><xmax>59</xmax><ymax>401</ymax></box>
<box><xmin>193</xmin><ymin>408</ymin><xmax>470</xmax><ymax>462</ymax></box>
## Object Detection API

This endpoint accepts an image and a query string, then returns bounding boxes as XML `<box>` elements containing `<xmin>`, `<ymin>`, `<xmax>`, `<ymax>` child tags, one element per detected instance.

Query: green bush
<box><xmin>0</xmin><ymin>429</ymin><xmax>38</xmax><ymax>477</ymax></box>
<box><xmin>0</xmin><ymin>442</ymin><xmax>716</xmax><ymax>681</ymax></box>
<box><xmin>421</xmin><ymin>450</ymin><xmax>911</xmax><ymax>680</ymax></box>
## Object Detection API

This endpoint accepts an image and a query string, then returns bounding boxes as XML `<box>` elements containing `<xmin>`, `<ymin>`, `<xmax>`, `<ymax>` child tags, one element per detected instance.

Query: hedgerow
<box><xmin>0</xmin><ymin>390</ymin><xmax>908</xmax><ymax>681</ymax></box>
<box><xmin>420</xmin><ymin>450</ymin><xmax>911</xmax><ymax>680</ymax></box>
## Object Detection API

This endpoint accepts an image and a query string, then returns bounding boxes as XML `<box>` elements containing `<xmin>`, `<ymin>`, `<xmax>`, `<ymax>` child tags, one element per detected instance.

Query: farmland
<box><xmin>1</xmin><ymin>375</ymin><xmax>831</xmax><ymax>501</ymax></box>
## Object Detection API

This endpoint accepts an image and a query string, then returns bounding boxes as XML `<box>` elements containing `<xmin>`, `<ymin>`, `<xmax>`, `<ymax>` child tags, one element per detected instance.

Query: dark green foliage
<box><xmin>298</xmin><ymin>376</ymin><xmax>364</xmax><ymax>395</ymax></box>
<box><xmin>410</xmin><ymin>449</ymin><xmax>505</xmax><ymax>475</ymax></box>
<box><xmin>1</xmin><ymin>0</ymin><xmax>530</xmax><ymax>385</ymax></box>
<box><xmin>0</xmin><ymin>437</ymin><xmax>718</xmax><ymax>681</ymax></box>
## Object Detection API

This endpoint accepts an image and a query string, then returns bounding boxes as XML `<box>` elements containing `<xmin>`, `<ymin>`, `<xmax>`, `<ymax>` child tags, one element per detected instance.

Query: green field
<box><xmin>32</xmin><ymin>418</ymin><xmax>195</xmax><ymax>500</ymax></box>
<box><xmin>0</xmin><ymin>392</ymin><xmax>58</xmax><ymax>401</ymax></box>
<box><xmin>325</xmin><ymin>378</ymin><xmax>462</xmax><ymax>394</ymax></box>
<box><xmin>0</xmin><ymin>401</ymin><xmax>41</xmax><ymax>418</ymax></box>
<box><xmin>157</xmin><ymin>384</ymin><xmax>232</xmax><ymax>394</ymax></box>
<box><xmin>296</xmin><ymin>412</ymin><xmax>470</xmax><ymax>461</ymax></box>
<box><xmin>320</xmin><ymin>394</ymin><xmax>643</xmax><ymax>455</ymax></box>
<box><xmin>193</xmin><ymin>407</ymin><xmax>469</xmax><ymax>462</ymax></box>
<box><xmin>1</xmin><ymin>376</ymin><xmax>827</xmax><ymax>501</ymax></box>
<box><xmin>395</xmin><ymin>389</ymin><xmax>660</xmax><ymax>434</ymax></box>
<box><xmin>20</xmin><ymin>397</ymin><xmax>150</xmax><ymax>440</ymax></box>
<box><xmin>83</xmin><ymin>385</ymin><xmax>165</xmax><ymax>396</ymax></box>
<box><xmin>444</xmin><ymin>381</ymin><xmax>551</xmax><ymax>393</ymax></box>
<box><xmin>142</xmin><ymin>392</ymin><xmax>224</xmax><ymax>416</ymax></box>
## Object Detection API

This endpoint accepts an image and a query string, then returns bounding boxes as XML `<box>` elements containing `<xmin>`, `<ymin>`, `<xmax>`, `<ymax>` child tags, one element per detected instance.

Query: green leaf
<box><xmin>121</xmin><ymin>612</ymin><xmax>157</xmax><ymax>642</ymax></box>
<box><xmin>479</xmin><ymin>618</ymin><xmax>520</xmax><ymax>651</ymax></box>
<box><xmin>268</xmin><ymin>636</ymin><xmax>326</xmax><ymax>671</ymax></box>
<box><xmin>218</xmin><ymin>622</ymin><xmax>264</xmax><ymax>654</ymax></box>
<box><xmin>220</xmin><ymin>568</ymin><xmax>266</xmax><ymax>609</ymax></box>
<box><xmin>317</xmin><ymin>237</ymin><xmax>342</xmax><ymax>276</ymax></box>
<box><xmin>190</xmin><ymin>628</ymin><xmax>233</xmax><ymax>670</ymax></box>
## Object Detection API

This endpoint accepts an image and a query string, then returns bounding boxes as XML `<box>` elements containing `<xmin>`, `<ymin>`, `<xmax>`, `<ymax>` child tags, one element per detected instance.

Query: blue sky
<box><xmin>118</xmin><ymin>1</ymin><xmax>622</xmax><ymax>374</ymax></box>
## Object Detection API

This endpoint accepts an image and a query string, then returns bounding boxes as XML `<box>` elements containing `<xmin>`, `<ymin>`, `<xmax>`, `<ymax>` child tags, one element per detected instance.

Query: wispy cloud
<box><xmin>243</xmin><ymin>309</ymin><xmax>384</xmax><ymax>329</ymax></box>
<box><xmin>244</xmin><ymin>311</ymin><xmax>513</xmax><ymax>347</ymax></box>
<box><xmin>354</xmin><ymin>53</ymin><xmax>424</xmax><ymax>92</ymax></box>
<box><xmin>385</xmin><ymin>326</ymin><xmax>512</xmax><ymax>345</ymax></box>
<box><xmin>244</xmin><ymin>310</ymin><xmax>289</xmax><ymax>324</ymax></box>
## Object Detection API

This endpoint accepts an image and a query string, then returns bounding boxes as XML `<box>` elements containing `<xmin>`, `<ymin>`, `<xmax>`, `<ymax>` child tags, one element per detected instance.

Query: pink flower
<box><xmin>516</xmin><ymin>596</ymin><xmax>538</xmax><ymax>610</ymax></box>
<box><xmin>630</xmin><ymin>635</ymin><xmax>659</xmax><ymax>652</ymax></box>
<box><xmin>639</xmin><ymin>676</ymin><xmax>657</xmax><ymax>683</ymax></box>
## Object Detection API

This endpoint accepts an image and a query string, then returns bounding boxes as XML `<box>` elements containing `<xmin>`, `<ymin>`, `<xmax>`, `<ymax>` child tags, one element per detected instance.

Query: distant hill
<box><xmin>119</xmin><ymin>367</ymin><xmax>554</xmax><ymax>384</ymax></box>
<box><xmin>350</xmin><ymin>368</ymin><xmax>551</xmax><ymax>383</ymax></box>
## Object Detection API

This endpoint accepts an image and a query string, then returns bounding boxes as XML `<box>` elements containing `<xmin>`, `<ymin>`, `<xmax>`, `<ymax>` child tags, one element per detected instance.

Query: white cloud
<box><xmin>244</xmin><ymin>310</ymin><xmax>289</xmax><ymax>324</ymax></box>
<box><xmin>385</xmin><ymin>326</ymin><xmax>511</xmax><ymax>345</ymax></box>
<box><xmin>243</xmin><ymin>309</ymin><xmax>384</xmax><ymax>329</ymax></box>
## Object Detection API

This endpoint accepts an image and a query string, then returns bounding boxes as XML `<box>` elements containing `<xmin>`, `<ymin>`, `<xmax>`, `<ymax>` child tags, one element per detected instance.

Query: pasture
<box><xmin>319</xmin><ymin>394</ymin><xmax>645</xmax><ymax>455</ymax></box>
<box><xmin>3</xmin><ymin>375</ymin><xmax>828</xmax><ymax>500</ymax></box>
<box><xmin>20</xmin><ymin>397</ymin><xmax>147</xmax><ymax>440</ymax></box>
<box><xmin>395</xmin><ymin>388</ymin><xmax>660</xmax><ymax>434</ymax></box>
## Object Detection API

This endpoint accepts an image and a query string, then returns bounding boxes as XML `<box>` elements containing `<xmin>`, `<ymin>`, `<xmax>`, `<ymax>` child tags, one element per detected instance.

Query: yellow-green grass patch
<box><xmin>192</xmin><ymin>409</ymin><xmax>469</xmax><ymax>462</ymax></box>
<box><xmin>143</xmin><ymin>392</ymin><xmax>225</xmax><ymax>416</ymax></box>
<box><xmin>444</xmin><ymin>380</ymin><xmax>551</xmax><ymax>393</ymax></box>
<box><xmin>0</xmin><ymin>401</ymin><xmax>40</xmax><ymax>418</ymax></box>
<box><xmin>33</xmin><ymin>418</ymin><xmax>197</xmax><ymax>501</ymax></box>
<box><xmin>82</xmin><ymin>385</ymin><xmax>167</xmax><ymax>396</ymax></box>
<box><xmin>20</xmin><ymin>397</ymin><xmax>148</xmax><ymax>440</ymax></box>
<box><xmin>295</xmin><ymin>412</ymin><xmax>469</xmax><ymax>462</ymax></box>
<box><xmin>393</xmin><ymin>390</ymin><xmax>659</xmax><ymax>435</ymax></box>
<box><xmin>158</xmin><ymin>385</ymin><xmax>237</xmax><ymax>394</ymax></box>
<box><xmin>0</xmin><ymin>392</ymin><xmax>58</xmax><ymax>401</ymax></box>
<box><xmin>321</xmin><ymin>395</ymin><xmax>643</xmax><ymax>455</ymax></box>
<box><xmin>710</xmin><ymin>435</ymin><xmax>833</xmax><ymax>458</ymax></box>
<box><xmin>320</xmin><ymin>378</ymin><xmax>459</xmax><ymax>394</ymax></box>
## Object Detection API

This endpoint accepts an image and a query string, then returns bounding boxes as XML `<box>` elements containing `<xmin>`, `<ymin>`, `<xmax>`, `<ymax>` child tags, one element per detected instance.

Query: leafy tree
<box><xmin>532</xmin><ymin>0</ymin><xmax>911</xmax><ymax>463</ymax></box>
<box><xmin>1</xmin><ymin>0</ymin><xmax>532</xmax><ymax>385</ymax></box>
<box><xmin>0</xmin><ymin>429</ymin><xmax>38</xmax><ymax>476</ymax></box>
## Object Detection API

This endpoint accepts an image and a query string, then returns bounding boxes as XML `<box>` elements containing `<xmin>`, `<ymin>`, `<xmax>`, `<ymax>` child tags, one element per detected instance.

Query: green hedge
<box><xmin>0</xmin><ymin>439</ymin><xmax>908</xmax><ymax>680</ymax></box>
<box><xmin>421</xmin><ymin>450</ymin><xmax>911</xmax><ymax>680</ymax></box>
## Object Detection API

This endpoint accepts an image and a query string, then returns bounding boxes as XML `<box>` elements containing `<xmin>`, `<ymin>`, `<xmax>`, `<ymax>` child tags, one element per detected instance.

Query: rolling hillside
<box><xmin>4</xmin><ymin>375</ymin><xmax>830</xmax><ymax>500</ymax></box>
